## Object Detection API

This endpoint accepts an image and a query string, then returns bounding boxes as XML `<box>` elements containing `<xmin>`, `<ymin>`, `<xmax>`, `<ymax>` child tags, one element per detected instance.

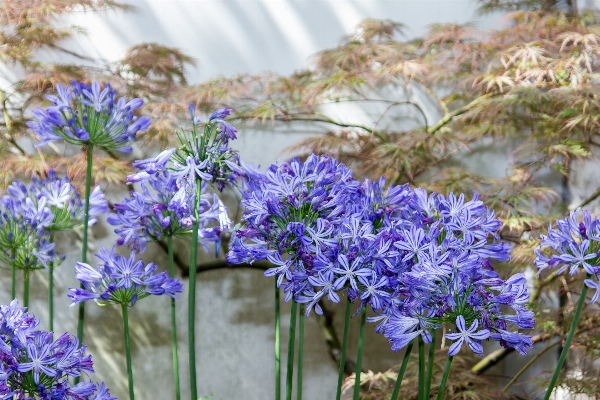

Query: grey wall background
<box><xmin>3</xmin><ymin>1</ymin><xmax>600</xmax><ymax>399</ymax></box>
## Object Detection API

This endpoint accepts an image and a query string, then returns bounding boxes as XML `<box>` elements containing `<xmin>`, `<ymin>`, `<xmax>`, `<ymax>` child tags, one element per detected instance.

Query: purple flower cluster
<box><xmin>229</xmin><ymin>153</ymin><xmax>534</xmax><ymax>357</ymax></box>
<box><xmin>68</xmin><ymin>247</ymin><xmax>183</xmax><ymax>307</ymax></box>
<box><xmin>227</xmin><ymin>155</ymin><xmax>359</xmax><ymax>304</ymax></box>
<box><xmin>108</xmin><ymin>149</ymin><xmax>231</xmax><ymax>253</ymax></box>
<box><xmin>28</xmin><ymin>81</ymin><xmax>150</xmax><ymax>153</ymax></box>
<box><xmin>0</xmin><ymin>299</ymin><xmax>114</xmax><ymax>399</ymax></box>
<box><xmin>0</xmin><ymin>192</ymin><xmax>61</xmax><ymax>271</ymax></box>
<box><xmin>171</xmin><ymin>106</ymin><xmax>240</xmax><ymax>192</ymax></box>
<box><xmin>535</xmin><ymin>209</ymin><xmax>600</xmax><ymax>303</ymax></box>
<box><xmin>376</xmin><ymin>189</ymin><xmax>533</xmax><ymax>356</ymax></box>
<box><xmin>6</xmin><ymin>170</ymin><xmax>108</xmax><ymax>231</ymax></box>
<box><xmin>227</xmin><ymin>156</ymin><xmax>417</xmax><ymax>316</ymax></box>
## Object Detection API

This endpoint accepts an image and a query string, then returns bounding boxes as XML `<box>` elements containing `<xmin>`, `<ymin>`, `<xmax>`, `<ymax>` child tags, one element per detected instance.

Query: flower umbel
<box><xmin>108</xmin><ymin>153</ymin><xmax>230</xmax><ymax>253</ymax></box>
<box><xmin>0</xmin><ymin>300</ymin><xmax>115</xmax><ymax>400</ymax></box>
<box><xmin>28</xmin><ymin>81</ymin><xmax>150</xmax><ymax>153</ymax></box>
<box><xmin>6</xmin><ymin>170</ymin><xmax>108</xmax><ymax>232</ymax></box>
<box><xmin>68</xmin><ymin>246</ymin><xmax>183</xmax><ymax>307</ymax></box>
<box><xmin>375</xmin><ymin>189</ymin><xmax>533</xmax><ymax>357</ymax></box>
<box><xmin>171</xmin><ymin>105</ymin><xmax>240</xmax><ymax>192</ymax></box>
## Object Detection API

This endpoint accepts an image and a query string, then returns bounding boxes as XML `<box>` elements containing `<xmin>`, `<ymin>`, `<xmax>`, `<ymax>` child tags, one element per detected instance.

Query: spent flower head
<box><xmin>28</xmin><ymin>81</ymin><xmax>150</xmax><ymax>153</ymax></box>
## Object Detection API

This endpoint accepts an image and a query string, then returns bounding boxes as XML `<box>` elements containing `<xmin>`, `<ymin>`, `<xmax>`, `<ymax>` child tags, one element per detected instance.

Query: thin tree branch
<box><xmin>577</xmin><ymin>186</ymin><xmax>600</xmax><ymax>208</ymax></box>
<box><xmin>316</xmin><ymin>300</ymin><xmax>358</xmax><ymax>376</ymax></box>
<box><xmin>46</xmin><ymin>43</ymin><xmax>107</xmax><ymax>64</ymax></box>
<box><xmin>232</xmin><ymin>113</ymin><xmax>387</xmax><ymax>142</ymax></box>
<box><xmin>0</xmin><ymin>89</ymin><xmax>27</xmax><ymax>155</ymax></box>
<box><xmin>426</xmin><ymin>93</ymin><xmax>494</xmax><ymax>135</ymax></box>
<box><xmin>502</xmin><ymin>340</ymin><xmax>560</xmax><ymax>393</ymax></box>
<box><xmin>471</xmin><ymin>332</ymin><xmax>551</xmax><ymax>374</ymax></box>
<box><xmin>531</xmin><ymin>271</ymin><xmax>559</xmax><ymax>304</ymax></box>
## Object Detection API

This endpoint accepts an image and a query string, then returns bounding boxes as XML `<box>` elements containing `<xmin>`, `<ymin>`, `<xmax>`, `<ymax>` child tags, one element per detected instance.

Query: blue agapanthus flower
<box><xmin>374</xmin><ymin>189</ymin><xmax>533</xmax><ymax>357</ymax></box>
<box><xmin>107</xmin><ymin>149</ymin><xmax>231</xmax><ymax>253</ymax></box>
<box><xmin>0</xmin><ymin>194</ymin><xmax>62</xmax><ymax>272</ymax></box>
<box><xmin>227</xmin><ymin>155</ymin><xmax>418</xmax><ymax>315</ymax></box>
<box><xmin>6</xmin><ymin>170</ymin><xmax>108</xmax><ymax>231</ymax></box>
<box><xmin>170</xmin><ymin>105</ymin><xmax>240</xmax><ymax>192</ymax></box>
<box><xmin>227</xmin><ymin>155</ymin><xmax>359</xmax><ymax>304</ymax></box>
<box><xmin>535</xmin><ymin>208</ymin><xmax>600</xmax><ymax>303</ymax></box>
<box><xmin>68</xmin><ymin>247</ymin><xmax>183</xmax><ymax>307</ymax></box>
<box><xmin>0</xmin><ymin>299</ymin><xmax>115</xmax><ymax>400</ymax></box>
<box><xmin>27</xmin><ymin>81</ymin><xmax>150</xmax><ymax>153</ymax></box>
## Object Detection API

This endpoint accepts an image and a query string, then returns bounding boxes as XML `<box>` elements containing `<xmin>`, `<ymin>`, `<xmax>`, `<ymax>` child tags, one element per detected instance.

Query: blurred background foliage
<box><xmin>2</xmin><ymin>0</ymin><xmax>600</xmax><ymax>398</ymax></box>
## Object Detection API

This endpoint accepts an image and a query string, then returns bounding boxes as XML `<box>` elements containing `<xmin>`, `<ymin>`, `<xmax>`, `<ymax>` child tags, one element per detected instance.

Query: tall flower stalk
<box><xmin>286</xmin><ymin>301</ymin><xmax>298</xmax><ymax>400</ymax></box>
<box><xmin>436</xmin><ymin>355</ymin><xmax>454</xmax><ymax>400</ymax></box>
<box><xmin>109</xmin><ymin>115</ymin><xmax>234</xmax><ymax>400</ymax></box>
<box><xmin>275</xmin><ymin>281</ymin><xmax>281</xmax><ymax>400</ymax></box>
<box><xmin>335</xmin><ymin>296</ymin><xmax>352</xmax><ymax>400</ymax></box>
<box><xmin>390</xmin><ymin>340</ymin><xmax>414</xmax><ymax>400</ymax></box>
<box><xmin>78</xmin><ymin>144</ymin><xmax>93</xmax><ymax>345</ymax></box>
<box><xmin>121</xmin><ymin>304</ymin><xmax>135</xmax><ymax>400</ymax></box>
<box><xmin>297</xmin><ymin>304</ymin><xmax>305</xmax><ymax>400</ymax></box>
<box><xmin>28</xmin><ymin>80</ymin><xmax>150</xmax><ymax>346</ymax></box>
<box><xmin>227</xmin><ymin>155</ymin><xmax>361</xmax><ymax>397</ymax></box>
<box><xmin>534</xmin><ymin>209</ymin><xmax>600</xmax><ymax>399</ymax></box>
<box><xmin>168</xmin><ymin>236</ymin><xmax>181</xmax><ymax>400</ymax></box>
<box><xmin>69</xmin><ymin>247</ymin><xmax>183</xmax><ymax>400</ymax></box>
<box><xmin>168</xmin><ymin>105</ymin><xmax>239</xmax><ymax>399</ymax></box>
<box><xmin>418</xmin><ymin>336</ymin><xmax>425</xmax><ymax>400</ymax></box>
<box><xmin>353</xmin><ymin>306</ymin><xmax>367</xmax><ymax>400</ymax></box>
<box><xmin>48</xmin><ymin>233</ymin><xmax>55</xmax><ymax>331</ymax></box>
<box><xmin>424</xmin><ymin>330</ymin><xmax>436</xmax><ymax>399</ymax></box>
<box><xmin>188</xmin><ymin>178</ymin><xmax>201</xmax><ymax>399</ymax></box>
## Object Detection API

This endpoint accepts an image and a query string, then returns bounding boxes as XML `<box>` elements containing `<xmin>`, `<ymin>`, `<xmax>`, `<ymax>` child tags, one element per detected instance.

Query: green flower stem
<box><xmin>10</xmin><ymin>248</ymin><xmax>15</xmax><ymax>300</ymax></box>
<box><xmin>188</xmin><ymin>178</ymin><xmax>202</xmax><ymax>400</ymax></box>
<box><xmin>121</xmin><ymin>304</ymin><xmax>135</xmax><ymax>400</ymax></box>
<box><xmin>167</xmin><ymin>236</ymin><xmax>181</xmax><ymax>400</ymax></box>
<box><xmin>286</xmin><ymin>300</ymin><xmax>298</xmax><ymax>400</ymax></box>
<box><xmin>275</xmin><ymin>280</ymin><xmax>281</xmax><ymax>400</ymax></box>
<box><xmin>543</xmin><ymin>273</ymin><xmax>591</xmax><ymax>400</ymax></box>
<box><xmin>335</xmin><ymin>296</ymin><xmax>352</xmax><ymax>400</ymax></box>
<box><xmin>49</xmin><ymin>265</ymin><xmax>54</xmax><ymax>332</ymax></box>
<box><xmin>297</xmin><ymin>304</ymin><xmax>305</xmax><ymax>400</ymax></box>
<box><xmin>418</xmin><ymin>335</ymin><xmax>425</xmax><ymax>400</ymax></box>
<box><xmin>391</xmin><ymin>340</ymin><xmax>414</xmax><ymax>400</ymax></box>
<box><xmin>23</xmin><ymin>269</ymin><xmax>30</xmax><ymax>308</ymax></box>
<box><xmin>353</xmin><ymin>306</ymin><xmax>367</xmax><ymax>400</ymax></box>
<box><xmin>424</xmin><ymin>330</ymin><xmax>437</xmax><ymax>399</ymax></box>
<box><xmin>436</xmin><ymin>355</ymin><xmax>454</xmax><ymax>400</ymax></box>
<box><xmin>77</xmin><ymin>144</ymin><xmax>94</xmax><ymax>348</ymax></box>
<box><xmin>49</xmin><ymin>233</ymin><xmax>54</xmax><ymax>332</ymax></box>
<box><xmin>11</xmin><ymin>265</ymin><xmax>15</xmax><ymax>300</ymax></box>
